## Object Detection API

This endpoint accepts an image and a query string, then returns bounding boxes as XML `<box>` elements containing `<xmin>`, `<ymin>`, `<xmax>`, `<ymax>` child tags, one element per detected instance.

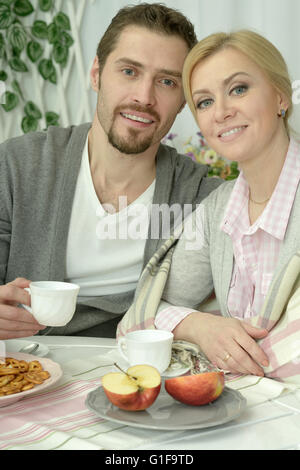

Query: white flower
<box><xmin>204</xmin><ymin>149</ymin><xmax>218</xmax><ymax>164</ymax></box>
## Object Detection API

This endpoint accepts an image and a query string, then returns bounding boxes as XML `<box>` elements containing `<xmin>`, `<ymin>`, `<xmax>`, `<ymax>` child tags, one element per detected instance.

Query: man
<box><xmin>0</xmin><ymin>3</ymin><xmax>221</xmax><ymax>339</ymax></box>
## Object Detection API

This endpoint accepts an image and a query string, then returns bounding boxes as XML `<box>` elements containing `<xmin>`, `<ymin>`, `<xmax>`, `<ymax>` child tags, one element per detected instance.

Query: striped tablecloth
<box><xmin>0</xmin><ymin>353</ymin><xmax>296</xmax><ymax>450</ymax></box>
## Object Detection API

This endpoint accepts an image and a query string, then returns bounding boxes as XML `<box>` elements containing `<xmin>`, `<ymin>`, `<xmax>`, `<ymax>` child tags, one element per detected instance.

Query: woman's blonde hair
<box><xmin>183</xmin><ymin>30</ymin><xmax>293</xmax><ymax>134</ymax></box>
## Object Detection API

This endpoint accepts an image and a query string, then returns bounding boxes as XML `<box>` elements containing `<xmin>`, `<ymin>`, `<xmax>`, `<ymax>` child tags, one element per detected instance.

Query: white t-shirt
<box><xmin>65</xmin><ymin>138</ymin><xmax>155</xmax><ymax>296</ymax></box>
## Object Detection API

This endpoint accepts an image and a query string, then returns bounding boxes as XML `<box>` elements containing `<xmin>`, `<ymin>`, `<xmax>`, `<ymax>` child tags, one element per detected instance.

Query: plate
<box><xmin>85</xmin><ymin>382</ymin><xmax>247</xmax><ymax>430</ymax></box>
<box><xmin>0</xmin><ymin>352</ymin><xmax>63</xmax><ymax>408</ymax></box>
<box><xmin>4</xmin><ymin>339</ymin><xmax>49</xmax><ymax>357</ymax></box>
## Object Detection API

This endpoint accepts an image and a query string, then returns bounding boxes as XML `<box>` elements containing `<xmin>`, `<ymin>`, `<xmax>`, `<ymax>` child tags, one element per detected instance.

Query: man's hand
<box><xmin>173</xmin><ymin>311</ymin><xmax>269</xmax><ymax>376</ymax></box>
<box><xmin>0</xmin><ymin>278</ymin><xmax>46</xmax><ymax>339</ymax></box>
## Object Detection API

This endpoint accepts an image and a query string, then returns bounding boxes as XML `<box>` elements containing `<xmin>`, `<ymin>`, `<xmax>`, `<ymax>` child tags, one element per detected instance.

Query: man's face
<box><xmin>92</xmin><ymin>26</ymin><xmax>189</xmax><ymax>155</ymax></box>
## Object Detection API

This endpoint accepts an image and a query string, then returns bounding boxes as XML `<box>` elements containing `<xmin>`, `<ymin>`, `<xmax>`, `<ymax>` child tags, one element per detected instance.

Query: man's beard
<box><xmin>108</xmin><ymin>125</ymin><xmax>154</xmax><ymax>154</ymax></box>
<box><xmin>106</xmin><ymin>104</ymin><xmax>160</xmax><ymax>155</ymax></box>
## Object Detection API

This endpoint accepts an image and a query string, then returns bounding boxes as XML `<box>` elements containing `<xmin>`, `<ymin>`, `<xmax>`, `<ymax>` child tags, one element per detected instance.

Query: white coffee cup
<box><xmin>117</xmin><ymin>329</ymin><xmax>174</xmax><ymax>373</ymax></box>
<box><xmin>22</xmin><ymin>281</ymin><xmax>80</xmax><ymax>327</ymax></box>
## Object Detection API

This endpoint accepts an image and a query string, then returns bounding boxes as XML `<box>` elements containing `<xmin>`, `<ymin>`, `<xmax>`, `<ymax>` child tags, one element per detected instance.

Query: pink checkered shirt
<box><xmin>155</xmin><ymin>138</ymin><xmax>300</xmax><ymax>331</ymax></box>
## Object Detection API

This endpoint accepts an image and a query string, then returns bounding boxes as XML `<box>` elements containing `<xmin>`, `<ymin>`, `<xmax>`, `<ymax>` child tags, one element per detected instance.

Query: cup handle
<box><xmin>117</xmin><ymin>337</ymin><xmax>129</xmax><ymax>362</ymax></box>
<box><xmin>20</xmin><ymin>287</ymin><xmax>33</xmax><ymax>314</ymax></box>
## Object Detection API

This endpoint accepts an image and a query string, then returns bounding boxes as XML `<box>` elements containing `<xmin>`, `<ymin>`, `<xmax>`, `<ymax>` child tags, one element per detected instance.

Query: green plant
<box><xmin>163</xmin><ymin>131</ymin><xmax>240</xmax><ymax>180</ymax></box>
<box><xmin>0</xmin><ymin>0</ymin><xmax>74</xmax><ymax>133</ymax></box>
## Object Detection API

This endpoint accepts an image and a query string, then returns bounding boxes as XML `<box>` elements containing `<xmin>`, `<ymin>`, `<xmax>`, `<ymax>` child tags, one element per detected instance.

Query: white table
<box><xmin>10</xmin><ymin>335</ymin><xmax>300</xmax><ymax>451</ymax></box>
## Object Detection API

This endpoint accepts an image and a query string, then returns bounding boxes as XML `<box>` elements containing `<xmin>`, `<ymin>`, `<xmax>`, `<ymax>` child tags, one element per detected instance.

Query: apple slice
<box><xmin>165</xmin><ymin>371</ymin><xmax>224</xmax><ymax>406</ymax></box>
<box><xmin>101</xmin><ymin>364</ymin><xmax>161</xmax><ymax>411</ymax></box>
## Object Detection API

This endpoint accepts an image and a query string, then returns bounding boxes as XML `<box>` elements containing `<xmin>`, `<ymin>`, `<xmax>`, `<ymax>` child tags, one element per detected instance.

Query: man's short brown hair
<box><xmin>96</xmin><ymin>3</ymin><xmax>197</xmax><ymax>75</ymax></box>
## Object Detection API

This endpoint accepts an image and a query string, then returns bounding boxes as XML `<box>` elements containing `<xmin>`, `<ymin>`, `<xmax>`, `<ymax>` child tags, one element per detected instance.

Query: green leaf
<box><xmin>7</xmin><ymin>23</ymin><xmax>27</xmax><ymax>51</ymax></box>
<box><xmin>27</xmin><ymin>40</ymin><xmax>43</xmax><ymax>62</ymax></box>
<box><xmin>48</xmin><ymin>27</ymin><xmax>74</xmax><ymax>48</ymax></box>
<box><xmin>225</xmin><ymin>174</ymin><xmax>239</xmax><ymax>181</ymax></box>
<box><xmin>0</xmin><ymin>1</ymin><xmax>15</xmax><ymax>5</ymax></box>
<box><xmin>32</xmin><ymin>20</ymin><xmax>48</xmax><ymax>39</ymax></box>
<box><xmin>1</xmin><ymin>91</ymin><xmax>19</xmax><ymax>111</ymax></box>
<box><xmin>0</xmin><ymin>45</ymin><xmax>6</xmax><ymax>59</ymax></box>
<box><xmin>53</xmin><ymin>42</ymin><xmax>68</xmax><ymax>64</ymax></box>
<box><xmin>11</xmin><ymin>79</ymin><xmax>24</xmax><ymax>100</ymax></box>
<box><xmin>49</xmin><ymin>67</ymin><xmax>56</xmax><ymax>84</ymax></box>
<box><xmin>13</xmin><ymin>0</ymin><xmax>34</xmax><ymax>17</ymax></box>
<box><xmin>38</xmin><ymin>58</ymin><xmax>54</xmax><ymax>79</ymax></box>
<box><xmin>38</xmin><ymin>0</ymin><xmax>52</xmax><ymax>12</ymax></box>
<box><xmin>61</xmin><ymin>31</ymin><xmax>73</xmax><ymax>47</ymax></box>
<box><xmin>0</xmin><ymin>32</ymin><xmax>4</xmax><ymax>56</ymax></box>
<box><xmin>54</xmin><ymin>12</ymin><xmax>70</xmax><ymax>31</ymax></box>
<box><xmin>0</xmin><ymin>70</ymin><xmax>7</xmax><ymax>81</ymax></box>
<box><xmin>24</xmin><ymin>100</ymin><xmax>42</xmax><ymax>119</ymax></box>
<box><xmin>45</xmin><ymin>110</ymin><xmax>59</xmax><ymax>127</ymax></box>
<box><xmin>47</xmin><ymin>22</ymin><xmax>60</xmax><ymax>44</ymax></box>
<box><xmin>12</xmin><ymin>46</ymin><xmax>22</xmax><ymax>57</ymax></box>
<box><xmin>0</xmin><ymin>4</ymin><xmax>14</xmax><ymax>29</ymax></box>
<box><xmin>8</xmin><ymin>56</ymin><xmax>28</xmax><ymax>72</ymax></box>
<box><xmin>21</xmin><ymin>115</ymin><xmax>38</xmax><ymax>133</ymax></box>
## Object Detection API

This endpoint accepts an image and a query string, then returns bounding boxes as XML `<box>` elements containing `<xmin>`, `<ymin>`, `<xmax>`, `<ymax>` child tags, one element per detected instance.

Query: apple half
<box><xmin>101</xmin><ymin>364</ymin><xmax>161</xmax><ymax>411</ymax></box>
<box><xmin>165</xmin><ymin>371</ymin><xmax>225</xmax><ymax>406</ymax></box>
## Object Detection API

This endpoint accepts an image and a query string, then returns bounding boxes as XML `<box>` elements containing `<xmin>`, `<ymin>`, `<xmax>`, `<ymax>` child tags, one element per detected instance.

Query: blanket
<box><xmin>117</xmin><ymin>234</ymin><xmax>300</xmax><ymax>385</ymax></box>
<box><xmin>117</xmin><ymin>230</ymin><xmax>181</xmax><ymax>337</ymax></box>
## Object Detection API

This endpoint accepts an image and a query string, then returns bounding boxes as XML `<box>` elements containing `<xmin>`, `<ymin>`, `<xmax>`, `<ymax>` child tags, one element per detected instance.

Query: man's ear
<box><xmin>178</xmin><ymin>100</ymin><xmax>186</xmax><ymax>114</ymax></box>
<box><xmin>90</xmin><ymin>56</ymin><xmax>100</xmax><ymax>91</ymax></box>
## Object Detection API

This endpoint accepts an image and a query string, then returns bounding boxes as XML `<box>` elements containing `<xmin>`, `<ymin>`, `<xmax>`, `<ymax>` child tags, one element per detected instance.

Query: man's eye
<box><xmin>161</xmin><ymin>78</ymin><xmax>175</xmax><ymax>87</ymax></box>
<box><xmin>197</xmin><ymin>98</ymin><xmax>213</xmax><ymax>109</ymax></box>
<box><xmin>122</xmin><ymin>68</ymin><xmax>135</xmax><ymax>76</ymax></box>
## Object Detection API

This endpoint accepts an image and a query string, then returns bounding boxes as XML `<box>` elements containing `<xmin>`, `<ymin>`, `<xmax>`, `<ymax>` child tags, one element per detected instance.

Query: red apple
<box><xmin>165</xmin><ymin>371</ymin><xmax>225</xmax><ymax>406</ymax></box>
<box><xmin>101</xmin><ymin>364</ymin><xmax>161</xmax><ymax>411</ymax></box>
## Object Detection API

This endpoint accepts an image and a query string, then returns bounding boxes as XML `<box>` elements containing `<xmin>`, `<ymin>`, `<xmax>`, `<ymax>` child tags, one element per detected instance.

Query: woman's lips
<box><xmin>218</xmin><ymin>125</ymin><xmax>248</xmax><ymax>141</ymax></box>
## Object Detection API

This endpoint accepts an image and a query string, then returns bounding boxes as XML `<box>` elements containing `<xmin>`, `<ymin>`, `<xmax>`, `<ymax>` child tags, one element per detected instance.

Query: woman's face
<box><xmin>190</xmin><ymin>47</ymin><xmax>285</xmax><ymax>164</ymax></box>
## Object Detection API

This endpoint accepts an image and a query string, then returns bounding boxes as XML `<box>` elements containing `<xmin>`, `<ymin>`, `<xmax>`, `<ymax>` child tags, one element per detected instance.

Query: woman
<box><xmin>151</xmin><ymin>30</ymin><xmax>300</xmax><ymax>381</ymax></box>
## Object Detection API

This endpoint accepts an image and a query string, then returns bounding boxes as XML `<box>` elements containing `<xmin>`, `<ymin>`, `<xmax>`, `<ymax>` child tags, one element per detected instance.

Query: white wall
<box><xmin>1</xmin><ymin>0</ymin><xmax>300</xmax><ymax>148</ymax></box>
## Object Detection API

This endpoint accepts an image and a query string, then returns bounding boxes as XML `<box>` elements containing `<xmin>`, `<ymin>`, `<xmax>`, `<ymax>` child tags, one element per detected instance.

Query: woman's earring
<box><xmin>279</xmin><ymin>109</ymin><xmax>286</xmax><ymax>118</ymax></box>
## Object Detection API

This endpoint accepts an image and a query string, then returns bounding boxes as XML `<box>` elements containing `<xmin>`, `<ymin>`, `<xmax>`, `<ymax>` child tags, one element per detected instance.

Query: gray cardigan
<box><xmin>162</xmin><ymin>179</ymin><xmax>300</xmax><ymax>316</ymax></box>
<box><xmin>0</xmin><ymin>123</ymin><xmax>222</xmax><ymax>336</ymax></box>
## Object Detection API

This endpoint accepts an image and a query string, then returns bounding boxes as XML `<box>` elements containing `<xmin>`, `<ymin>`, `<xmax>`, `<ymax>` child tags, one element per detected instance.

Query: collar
<box><xmin>221</xmin><ymin>137</ymin><xmax>300</xmax><ymax>240</ymax></box>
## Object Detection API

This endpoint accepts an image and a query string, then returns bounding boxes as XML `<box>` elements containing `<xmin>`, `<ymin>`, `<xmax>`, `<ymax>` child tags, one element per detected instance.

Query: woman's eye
<box><xmin>197</xmin><ymin>98</ymin><xmax>213</xmax><ymax>109</ymax></box>
<box><xmin>231</xmin><ymin>84</ymin><xmax>248</xmax><ymax>95</ymax></box>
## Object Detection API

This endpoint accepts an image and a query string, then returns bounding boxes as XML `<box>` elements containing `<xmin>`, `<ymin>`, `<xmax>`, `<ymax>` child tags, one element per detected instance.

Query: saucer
<box><xmin>105</xmin><ymin>349</ymin><xmax>191</xmax><ymax>377</ymax></box>
<box><xmin>162</xmin><ymin>364</ymin><xmax>191</xmax><ymax>377</ymax></box>
<box><xmin>3</xmin><ymin>339</ymin><xmax>49</xmax><ymax>357</ymax></box>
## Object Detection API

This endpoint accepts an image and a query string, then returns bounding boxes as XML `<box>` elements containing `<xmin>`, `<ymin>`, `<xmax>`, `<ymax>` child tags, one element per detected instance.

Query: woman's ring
<box><xmin>223</xmin><ymin>353</ymin><xmax>231</xmax><ymax>362</ymax></box>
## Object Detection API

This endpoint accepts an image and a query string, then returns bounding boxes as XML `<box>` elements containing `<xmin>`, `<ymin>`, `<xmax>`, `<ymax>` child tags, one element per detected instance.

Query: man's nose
<box><xmin>132</xmin><ymin>79</ymin><xmax>156</xmax><ymax>107</ymax></box>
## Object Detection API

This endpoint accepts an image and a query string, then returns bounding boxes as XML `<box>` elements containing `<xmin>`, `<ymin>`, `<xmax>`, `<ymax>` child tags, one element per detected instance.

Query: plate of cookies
<box><xmin>0</xmin><ymin>352</ymin><xmax>63</xmax><ymax>407</ymax></box>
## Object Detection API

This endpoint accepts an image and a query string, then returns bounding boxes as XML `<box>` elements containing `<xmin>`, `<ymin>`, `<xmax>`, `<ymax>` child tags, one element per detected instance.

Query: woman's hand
<box><xmin>0</xmin><ymin>278</ymin><xmax>46</xmax><ymax>339</ymax></box>
<box><xmin>173</xmin><ymin>311</ymin><xmax>269</xmax><ymax>376</ymax></box>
